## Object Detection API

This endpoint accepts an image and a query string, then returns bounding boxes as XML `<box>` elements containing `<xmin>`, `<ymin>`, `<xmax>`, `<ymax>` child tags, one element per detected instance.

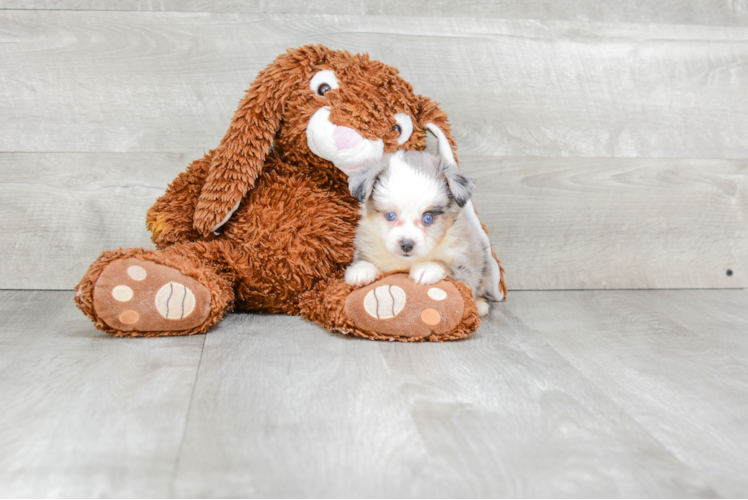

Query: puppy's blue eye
<box><xmin>385</xmin><ymin>211</ymin><xmax>397</xmax><ymax>221</ymax></box>
<box><xmin>422</xmin><ymin>213</ymin><xmax>434</xmax><ymax>225</ymax></box>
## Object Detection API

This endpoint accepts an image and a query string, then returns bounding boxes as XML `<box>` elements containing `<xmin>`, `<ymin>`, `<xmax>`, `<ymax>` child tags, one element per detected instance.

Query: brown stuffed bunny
<box><xmin>74</xmin><ymin>45</ymin><xmax>506</xmax><ymax>342</ymax></box>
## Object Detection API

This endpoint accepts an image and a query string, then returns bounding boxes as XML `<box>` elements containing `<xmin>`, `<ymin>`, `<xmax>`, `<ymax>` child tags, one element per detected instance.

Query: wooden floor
<box><xmin>1</xmin><ymin>289</ymin><xmax>746</xmax><ymax>498</ymax></box>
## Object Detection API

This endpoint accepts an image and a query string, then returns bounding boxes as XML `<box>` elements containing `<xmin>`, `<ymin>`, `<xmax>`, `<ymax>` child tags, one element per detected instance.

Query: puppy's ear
<box><xmin>348</xmin><ymin>172</ymin><xmax>374</xmax><ymax>203</ymax></box>
<box><xmin>415</xmin><ymin>95</ymin><xmax>459</xmax><ymax>166</ymax></box>
<box><xmin>193</xmin><ymin>45</ymin><xmax>330</xmax><ymax>235</ymax></box>
<box><xmin>348</xmin><ymin>157</ymin><xmax>388</xmax><ymax>203</ymax></box>
<box><xmin>441</xmin><ymin>161</ymin><xmax>475</xmax><ymax>208</ymax></box>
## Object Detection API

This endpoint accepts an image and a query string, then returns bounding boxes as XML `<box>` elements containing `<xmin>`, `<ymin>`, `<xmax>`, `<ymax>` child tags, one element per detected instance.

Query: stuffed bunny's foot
<box><xmin>91</xmin><ymin>257</ymin><xmax>212</xmax><ymax>333</ymax></box>
<box><xmin>343</xmin><ymin>273</ymin><xmax>479</xmax><ymax>341</ymax></box>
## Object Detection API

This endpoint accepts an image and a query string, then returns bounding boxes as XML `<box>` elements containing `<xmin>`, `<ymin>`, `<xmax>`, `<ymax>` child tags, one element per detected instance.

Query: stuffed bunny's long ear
<box><xmin>420</xmin><ymin>98</ymin><xmax>505</xmax><ymax>301</ymax></box>
<box><xmin>416</xmin><ymin>95</ymin><xmax>458</xmax><ymax>163</ymax></box>
<box><xmin>193</xmin><ymin>50</ymin><xmax>310</xmax><ymax>235</ymax></box>
<box><xmin>427</xmin><ymin>123</ymin><xmax>459</xmax><ymax>166</ymax></box>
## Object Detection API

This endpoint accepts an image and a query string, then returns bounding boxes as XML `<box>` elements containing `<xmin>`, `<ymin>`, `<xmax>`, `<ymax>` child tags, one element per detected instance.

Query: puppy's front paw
<box><xmin>409</xmin><ymin>261</ymin><xmax>447</xmax><ymax>285</ymax></box>
<box><xmin>476</xmin><ymin>298</ymin><xmax>490</xmax><ymax>317</ymax></box>
<box><xmin>345</xmin><ymin>261</ymin><xmax>380</xmax><ymax>287</ymax></box>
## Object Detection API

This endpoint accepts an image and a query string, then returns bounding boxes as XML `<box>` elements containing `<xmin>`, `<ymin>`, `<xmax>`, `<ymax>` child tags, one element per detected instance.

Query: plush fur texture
<box><xmin>74</xmin><ymin>44</ymin><xmax>505</xmax><ymax>341</ymax></box>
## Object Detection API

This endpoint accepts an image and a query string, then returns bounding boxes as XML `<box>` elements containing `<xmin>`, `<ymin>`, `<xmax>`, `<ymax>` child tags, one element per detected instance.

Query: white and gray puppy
<box><xmin>345</xmin><ymin>150</ymin><xmax>498</xmax><ymax>316</ymax></box>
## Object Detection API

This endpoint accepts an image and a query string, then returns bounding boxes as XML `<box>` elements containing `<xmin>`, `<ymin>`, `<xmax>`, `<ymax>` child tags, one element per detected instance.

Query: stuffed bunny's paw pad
<box><xmin>344</xmin><ymin>273</ymin><xmax>465</xmax><ymax>340</ymax></box>
<box><xmin>93</xmin><ymin>258</ymin><xmax>211</xmax><ymax>333</ymax></box>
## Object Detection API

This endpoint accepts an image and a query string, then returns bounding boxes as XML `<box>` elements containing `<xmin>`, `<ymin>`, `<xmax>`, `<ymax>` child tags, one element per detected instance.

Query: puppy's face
<box><xmin>352</xmin><ymin>152</ymin><xmax>475</xmax><ymax>260</ymax></box>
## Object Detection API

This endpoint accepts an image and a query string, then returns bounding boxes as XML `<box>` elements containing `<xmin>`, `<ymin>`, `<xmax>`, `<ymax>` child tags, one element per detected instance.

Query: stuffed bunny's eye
<box><xmin>310</xmin><ymin>70</ymin><xmax>339</xmax><ymax>97</ymax></box>
<box><xmin>393</xmin><ymin>113</ymin><xmax>413</xmax><ymax>145</ymax></box>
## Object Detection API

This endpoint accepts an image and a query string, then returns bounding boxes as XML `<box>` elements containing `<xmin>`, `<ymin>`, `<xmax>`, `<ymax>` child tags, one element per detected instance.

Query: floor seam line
<box><xmin>168</xmin><ymin>333</ymin><xmax>206</xmax><ymax>498</ymax></box>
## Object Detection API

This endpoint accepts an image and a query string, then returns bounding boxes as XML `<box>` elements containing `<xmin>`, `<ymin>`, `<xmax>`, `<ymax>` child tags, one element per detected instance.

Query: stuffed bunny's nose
<box><xmin>333</xmin><ymin>126</ymin><xmax>363</xmax><ymax>150</ymax></box>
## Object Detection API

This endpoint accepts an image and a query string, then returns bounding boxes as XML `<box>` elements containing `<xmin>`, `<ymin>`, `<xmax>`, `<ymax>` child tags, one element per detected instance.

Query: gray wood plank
<box><xmin>171</xmin><ymin>304</ymin><xmax>714</xmax><ymax>498</ymax></box>
<box><xmin>621</xmin><ymin>289</ymin><xmax>748</xmax><ymax>354</ymax></box>
<box><xmin>508</xmin><ymin>289</ymin><xmax>748</xmax><ymax>498</ymax></box>
<box><xmin>0</xmin><ymin>152</ymin><xmax>187</xmax><ymax>289</ymax></box>
<box><xmin>0</xmin><ymin>290</ymin><xmax>204</xmax><ymax>497</ymax></box>
<box><xmin>173</xmin><ymin>314</ymin><xmax>441</xmax><ymax>498</ymax></box>
<box><xmin>3</xmin><ymin>0</ymin><xmax>748</xmax><ymax>27</ymax></box>
<box><xmin>2</xmin><ymin>289</ymin><xmax>746</xmax><ymax>497</ymax></box>
<box><xmin>2</xmin><ymin>11</ymin><xmax>748</xmax><ymax>158</ymax></box>
<box><xmin>463</xmin><ymin>156</ymin><xmax>748</xmax><ymax>290</ymax></box>
<box><xmin>3</xmin><ymin>153</ymin><xmax>745</xmax><ymax>291</ymax></box>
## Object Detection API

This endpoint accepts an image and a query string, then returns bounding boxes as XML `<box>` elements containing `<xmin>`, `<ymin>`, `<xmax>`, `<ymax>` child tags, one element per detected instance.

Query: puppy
<box><xmin>345</xmin><ymin>151</ymin><xmax>498</xmax><ymax>316</ymax></box>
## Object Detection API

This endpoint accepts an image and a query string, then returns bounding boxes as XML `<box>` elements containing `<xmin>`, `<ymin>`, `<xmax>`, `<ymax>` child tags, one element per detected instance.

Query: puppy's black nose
<box><xmin>399</xmin><ymin>239</ymin><xmax>414</xmax><ymax>253</ymax></box>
